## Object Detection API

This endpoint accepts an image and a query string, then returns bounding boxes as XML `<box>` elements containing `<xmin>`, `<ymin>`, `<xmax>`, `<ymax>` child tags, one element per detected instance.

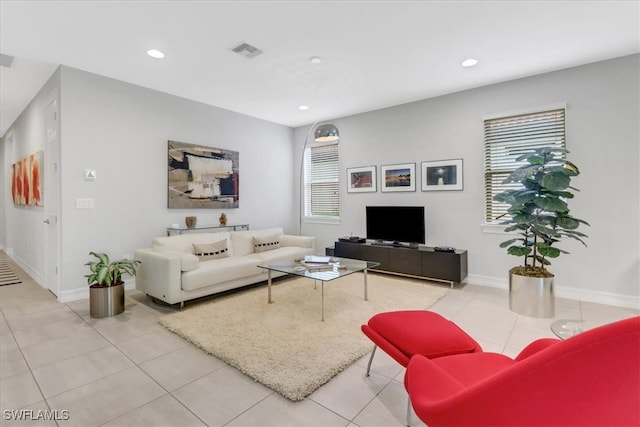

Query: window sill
<box><xmin>481</xmin><ymin>223</ymin><xmax>509</xmax><ymax>234</ymax></box>
<box><xmin>303</xmin><ymin>216</ymin><xmax>340</xmax><ymax>225</ymax></box>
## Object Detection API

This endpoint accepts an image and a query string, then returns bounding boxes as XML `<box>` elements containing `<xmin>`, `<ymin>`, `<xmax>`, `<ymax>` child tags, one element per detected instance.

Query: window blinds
<box><xmin>484</xmin><ymin>108</ymin><xmax>566</xmax><ymax>222</ymax></box>
<box><xmin>304</xmin><ymin>143</ymin><xmax>339</xmax><ymax>217</ymax></box>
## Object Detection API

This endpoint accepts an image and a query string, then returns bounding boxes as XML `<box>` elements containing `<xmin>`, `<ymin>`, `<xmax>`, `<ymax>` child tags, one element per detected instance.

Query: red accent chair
<box><xmin>405</xmin><ymin>316</ymin><xmax>640</xmax><ymax>427</ymax></box>
<box><xmin>361</xmin><ymin>310</ymin><xmax>482</xmax><ymax>376</ymax></box>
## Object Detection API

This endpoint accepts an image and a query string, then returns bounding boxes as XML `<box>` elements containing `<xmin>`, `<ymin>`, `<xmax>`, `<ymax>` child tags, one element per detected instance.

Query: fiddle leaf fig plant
<box><xmin>493</xmin><ymin>147</ymin><xmax>589</xmax><ymax>277</ymax></box>
<box><xmin>85</xmin><ymin>251</ymin><xmax>140</xmax><ymax>287</ymax></box>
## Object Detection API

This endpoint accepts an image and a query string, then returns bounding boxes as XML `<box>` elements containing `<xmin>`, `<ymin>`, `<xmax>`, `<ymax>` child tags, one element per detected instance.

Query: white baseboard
<box><xmin>466</xmin><ymin>274</ymin><xmax>508</xmax><ymax>289</ymax></box>
<box><xmin>8</xmin><ymin>252</ymin><xmax>46</xmax><ymax>288</ymax></box>
<box><xmin>466</xmin><ymin>274</ymin><xmax>639</xmax><ymax>310</ymax></box>
<box><xmin>58</xmin><ymin>279</ymin><xmax>137</xmax><ymax>303</ymax></box>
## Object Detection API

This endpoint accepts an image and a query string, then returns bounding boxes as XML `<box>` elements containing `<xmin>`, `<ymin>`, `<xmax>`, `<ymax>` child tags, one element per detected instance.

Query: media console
<box><xmin>332</xmin><ymin>241</ymin><xmax>467</xmax><ymax>288</ymax></box>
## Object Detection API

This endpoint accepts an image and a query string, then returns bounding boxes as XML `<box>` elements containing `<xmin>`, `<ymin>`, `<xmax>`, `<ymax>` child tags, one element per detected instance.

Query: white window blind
<box><xmin>484</xmin><ymin>108</ymin><xmax>566</xmax><ymax>222</ymax></box>
<box><xmin>304</xmin><ymin>143</ymin><xmax>339</xmax><ymax>218</ymax></box>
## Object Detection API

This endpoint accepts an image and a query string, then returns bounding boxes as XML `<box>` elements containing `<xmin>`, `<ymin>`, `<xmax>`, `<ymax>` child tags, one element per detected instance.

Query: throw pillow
<box><xmin>192</xmin><ymin>240</ymin><xmax>229</xmax><ymax>260</ymax></box>
<box><xmin>253</xmin><ymin>235</ymin><xmax>281</xmax><ymax>253</ymax></box>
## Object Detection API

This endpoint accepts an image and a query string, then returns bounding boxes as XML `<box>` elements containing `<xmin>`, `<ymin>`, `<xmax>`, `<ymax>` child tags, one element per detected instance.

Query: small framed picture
<box><xmin>381</xmin><ymin>163</ymin><xmax>416</xmax><ymax>192</ymax></box>
<box><xmin>347</xmin><ymin>166</ymin><xmax>377</xmax><ymax>193</ymax></box>
<box><xmin>421</xmin><ymin>159</ymin><xmax>463</xmax><ymax>191</ymax></box>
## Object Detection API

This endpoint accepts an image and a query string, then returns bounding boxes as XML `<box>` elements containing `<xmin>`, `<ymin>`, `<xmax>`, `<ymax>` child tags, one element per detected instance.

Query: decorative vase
<box><xmin>185</xmin><ymin>216</ymin><xmax>197</xmax><ymax>229</ymax></box>
<box><xmin>509</xmin><ymin>272</ymin><xmax>555</xmax><ymax>318</ymax></box>
<box><xmin>89</xmin><ymin>282</ymin><xmax>125</xmax><ymax>318</ymax></box>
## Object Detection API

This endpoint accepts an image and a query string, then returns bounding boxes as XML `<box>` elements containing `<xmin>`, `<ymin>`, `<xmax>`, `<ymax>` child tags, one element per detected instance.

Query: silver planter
<box><xmin>90</xmin><ymin>282</ymin><xmax>125</xmax><ymax>318</ymax></box>
<box><xmin>509</xmin><ymin>272</ymin><xmax>555</xmax><ymax>318</ymax></box>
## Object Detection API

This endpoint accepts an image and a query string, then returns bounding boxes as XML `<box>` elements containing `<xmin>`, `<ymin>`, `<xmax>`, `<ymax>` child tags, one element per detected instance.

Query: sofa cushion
<box><xmin>193</xmin><ymin>240</ymin><xmax>229</xmax><ymax>260</ymax></box>
<box><xmin>181</xmin><ymin>256</ymin><xmax>264</xmax><ymax>291</ymax></box>
<box><xmin>152</xmin><ymin>232</ymin><xmax>234</xmax><ymax>257</ymax></box>
<box><xmin>231</xmin><ymin>227</ymin><xmax>284</xmax><ymax>256</ymax></box>
<box><xmin>180</xmin><ymin>254</ymin><xmax>200</xmax><ymax>272</ymax></box>
<box><xmin>253</xmin><ymin>234</ymin><xmax>281</xmax><ymax>253</ymax></box>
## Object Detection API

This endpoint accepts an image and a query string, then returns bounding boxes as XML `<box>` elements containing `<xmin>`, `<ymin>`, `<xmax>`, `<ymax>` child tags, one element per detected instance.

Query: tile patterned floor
<box><xmin>1</xmin><ymin>256</ymin><xmax>638</xmax><ymax>426</ymax></box>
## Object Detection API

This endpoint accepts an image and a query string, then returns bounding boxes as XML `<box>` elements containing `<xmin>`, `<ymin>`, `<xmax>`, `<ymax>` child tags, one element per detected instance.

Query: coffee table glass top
<box><xmin>258</xmin><ymin>257</ymin><xmax>379</xmax><ymax>281</ymax></box>
<box><xmin>550</xmin><ymin>319</ymin><xmax>602</xmax><ymax>339</ymax></box>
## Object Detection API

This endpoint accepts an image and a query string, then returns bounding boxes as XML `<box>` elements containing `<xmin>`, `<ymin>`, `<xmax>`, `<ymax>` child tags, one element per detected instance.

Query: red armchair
<box><xmin>405</xmin><ymin>316</ymin><xmax>640</xmax><ymax>426</ymax></box>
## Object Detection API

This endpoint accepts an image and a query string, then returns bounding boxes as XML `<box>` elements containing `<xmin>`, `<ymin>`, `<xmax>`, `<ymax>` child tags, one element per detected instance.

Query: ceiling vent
<box><xmin>231</xmin><ymin>42</ymin><xmax>263</xmax><ymax>59</ymax></box>
<box><xmin>0</xmin><ymin>53</ymin><xmax>15</xmax><ymax>68</ymax></box>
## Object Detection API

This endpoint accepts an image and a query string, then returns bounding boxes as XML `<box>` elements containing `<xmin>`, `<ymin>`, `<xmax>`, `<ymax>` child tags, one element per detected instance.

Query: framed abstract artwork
<box><xmin>168</xmin><ymin>140</ymin><xmax>239</xmax><ymax>209</ymax></box>
<box><xmin>381</xmin><ymin>163</ymin><xmax>416</xmax><ymax>192</ymax></box>
<box><xmin>347</xmin><ymin>166</ymin><xmax>376</xmax><ymax>193</ymax></box>
<box><xmin>11</xmin><ymin>151</ymin><xmax>43</xmax><ymax>206</ymax></box>
<box><xmin>421</xmin><ymin>158</ymin><xmax>463</xmax><ymax>191</ymax></box>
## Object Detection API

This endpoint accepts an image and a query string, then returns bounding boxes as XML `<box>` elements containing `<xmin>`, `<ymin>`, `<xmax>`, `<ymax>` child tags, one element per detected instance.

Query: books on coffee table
<box><xmin>304</xmin><ymin>263</ymin><xmax>334</xmax><ymax>272</ymax></box>
<box><xmin>304</xmin><ymin>255</ymin><xmax>333</xmax><ymax>264</ymax></box>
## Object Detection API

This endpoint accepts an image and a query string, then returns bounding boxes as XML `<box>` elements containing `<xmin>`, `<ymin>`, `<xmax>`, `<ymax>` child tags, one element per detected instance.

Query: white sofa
<box><xmin>134</xmin><ymin>227</ymin><xmax>315</xmax><ymax>307</ymax></box>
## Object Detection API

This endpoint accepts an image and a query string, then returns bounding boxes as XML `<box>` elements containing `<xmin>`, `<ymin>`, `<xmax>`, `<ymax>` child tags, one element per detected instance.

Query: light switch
<box><xmin>85</xmin><ymin>169</ymin><xmax>96</xmax><ymax>181</ymax></box>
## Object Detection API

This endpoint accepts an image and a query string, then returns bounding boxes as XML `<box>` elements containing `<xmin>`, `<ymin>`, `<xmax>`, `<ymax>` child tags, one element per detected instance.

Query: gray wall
<box><xmin>2</xmin><ymin>66</ymin><xmax>296</xmax><ymax>300</ymax></box>
<box><xmin>297</xmin><ymin>54</ymin><xmax>639</xmax><ymax>307</ymax></box>
<box><xmin>0</xmin><ymin>69</ymin><xmax>61</xmax><ymax>283</ymax></box>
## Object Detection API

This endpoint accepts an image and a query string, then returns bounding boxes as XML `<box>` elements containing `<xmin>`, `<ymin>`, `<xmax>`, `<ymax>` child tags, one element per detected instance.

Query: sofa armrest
<box><xmin>134</xmin><ymin>248</ymin><xmax>188</xmax><ymax>305</ymax></box>
<box><xmin>280</xmin><ymin>234</ymin><xmax>315</xmax><ymax>250</ymax></box>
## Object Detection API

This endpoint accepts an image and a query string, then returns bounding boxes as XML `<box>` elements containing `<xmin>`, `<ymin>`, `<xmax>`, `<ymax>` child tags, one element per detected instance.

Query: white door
<box><xmin>44</xmin><ymin>92</ymin><xmax>60</xmax><ymax>297</ymax></box>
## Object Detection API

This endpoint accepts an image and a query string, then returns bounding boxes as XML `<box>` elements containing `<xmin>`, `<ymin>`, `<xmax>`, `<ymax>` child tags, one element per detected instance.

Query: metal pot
<box><xmin>509</xmin><ymin>272</ymin><xmax>555</xmax><ymax>318</ymax></box>
<box><xmin>89</xmin><ymin>282</ymin><xmax>125</xmax><ymax>318</ymax></box>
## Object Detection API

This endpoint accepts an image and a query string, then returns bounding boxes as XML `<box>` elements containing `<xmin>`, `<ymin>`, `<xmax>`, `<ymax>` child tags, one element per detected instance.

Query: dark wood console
<box><xmin>333</xmin><ymin>241</ymin><xmax>467</xmax><ymax>287</ymax></box>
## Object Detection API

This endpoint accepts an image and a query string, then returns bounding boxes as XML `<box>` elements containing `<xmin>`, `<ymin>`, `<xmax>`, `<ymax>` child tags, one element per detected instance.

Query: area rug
<box><xmin>0</xmin><ymin>257</ymin><xmax>21</xmax><ymax>286</ymax></box>
<box><xmin>159</xmin><ymin>273</ymin><xmax>448</xmax><ymax>401</ymax></box>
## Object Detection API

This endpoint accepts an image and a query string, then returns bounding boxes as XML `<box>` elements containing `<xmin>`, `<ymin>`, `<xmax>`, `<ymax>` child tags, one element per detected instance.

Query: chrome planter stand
<box><xmin>509</xmin><ymin>273</ymin><xmax>555</xmax><ymax>318</ymax></box>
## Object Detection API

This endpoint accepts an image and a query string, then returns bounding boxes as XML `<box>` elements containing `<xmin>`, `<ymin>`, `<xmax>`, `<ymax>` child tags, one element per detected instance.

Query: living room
<box><xmin>0</xmin><ymin>1</ymin><xmax>639</xmax><ymax>425</ymax></box>
<box><xmin>3</xmin><ymin>55</ymin><xmax>639</xmax><ymax>308</ymax></box>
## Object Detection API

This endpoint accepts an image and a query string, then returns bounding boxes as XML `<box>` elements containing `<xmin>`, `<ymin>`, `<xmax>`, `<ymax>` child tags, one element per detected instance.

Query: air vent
<box><xmin>0</xmin><ymin>53</ymin><xmax>15</xmax><ymax>68</ymax></box>
<box><xmin>231</xmin><ymin>42</ymin><xmax>263</xmax><ymax>59</ymax></box>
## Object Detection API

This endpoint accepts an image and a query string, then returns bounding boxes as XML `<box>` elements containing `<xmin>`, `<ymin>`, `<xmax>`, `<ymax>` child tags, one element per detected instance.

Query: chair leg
<box><xmin>406</xmin><ymin>396</ymin><xmax>412</xmax><ymax>427</ymax></box>
<box><xmin>365</xmin><ymin>345</ymin><xmax>377</xmax><ymax>377</ymax></box>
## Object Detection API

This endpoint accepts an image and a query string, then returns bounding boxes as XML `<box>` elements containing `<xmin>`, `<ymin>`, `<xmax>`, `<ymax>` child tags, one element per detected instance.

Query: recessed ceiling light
<box><xmin>309</xmin><ymin>56</ymin><xmax>321</xmax><ymax>64</ymax></box>
<box><xmin>461</xmin><ymin>58</ymin><xmax>478</xmax><ymax>67</ymax></box>
<box><xmin>147</xmin><ymin>49</ymin><xmax>165</xmax><ymax>59</ymax></box>
<box><xmin>299</xmin><ymin>105</ymin><xmax>309</xmax><ymax>111</ymax></box>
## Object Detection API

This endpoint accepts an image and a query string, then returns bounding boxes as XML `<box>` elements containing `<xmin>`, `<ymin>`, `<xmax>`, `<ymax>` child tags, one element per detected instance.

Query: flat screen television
<box><xmin>366</xmin><ymin>206</ymin><xmax>425</xmax><ymax>245</ymax></box>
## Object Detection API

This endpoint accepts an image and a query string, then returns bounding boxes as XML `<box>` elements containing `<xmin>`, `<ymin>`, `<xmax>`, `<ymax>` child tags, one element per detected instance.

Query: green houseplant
<box><xmin>85</xmin><ymin>252</ymin><xmax>140</xmax><ymax>318</ymax></box>
<box><xmin>493</xmin><ymin>147</ymin><xmax>588</xmax><ymax>317</ymax></box>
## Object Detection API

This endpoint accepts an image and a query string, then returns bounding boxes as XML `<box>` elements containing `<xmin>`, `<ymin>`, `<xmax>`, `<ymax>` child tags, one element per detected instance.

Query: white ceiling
<box><xmin>1</xmin><ymin>0</ymin><xmax>639</xmax><ymax>138</ymax></box>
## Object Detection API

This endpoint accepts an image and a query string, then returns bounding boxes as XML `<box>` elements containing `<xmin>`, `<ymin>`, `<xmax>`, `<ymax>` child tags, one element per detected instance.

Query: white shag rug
<box><xmin>159</xmin><ymin>272</ymin><xmax>448</xmax><ymax>401</ymax></box>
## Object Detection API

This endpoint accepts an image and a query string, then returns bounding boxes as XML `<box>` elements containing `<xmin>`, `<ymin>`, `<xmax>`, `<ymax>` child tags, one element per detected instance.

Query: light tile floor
<box><xmin>1</xmin><ymin>256</ymin><xmax>638</xmax><ymax>426</ymax></box>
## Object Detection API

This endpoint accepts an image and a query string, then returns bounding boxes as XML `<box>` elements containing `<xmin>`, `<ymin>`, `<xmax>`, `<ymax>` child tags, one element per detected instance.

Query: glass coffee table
<box><xmin>550</xmin><ymin>319</ymin><xmax>602</xmax><ymax>339</ymax></box>
<box><xmin>258</xmin><ymin>257</ymin><xmax>379</xmax><ymax>321</ymax></box>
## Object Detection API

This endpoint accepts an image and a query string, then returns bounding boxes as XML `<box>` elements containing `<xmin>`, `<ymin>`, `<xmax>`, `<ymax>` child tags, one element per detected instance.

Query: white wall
<box><xmin>297</xmin><ymin>54</ymin><xmax>639</xmax><ymax>308</ymax></box>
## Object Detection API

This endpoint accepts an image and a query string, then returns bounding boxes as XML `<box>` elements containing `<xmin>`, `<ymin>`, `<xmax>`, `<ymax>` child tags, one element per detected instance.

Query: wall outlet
<box><xmin>76</xmin><ymin>198</ymin><xmax>94</xmax><ymax>208</ymax></box>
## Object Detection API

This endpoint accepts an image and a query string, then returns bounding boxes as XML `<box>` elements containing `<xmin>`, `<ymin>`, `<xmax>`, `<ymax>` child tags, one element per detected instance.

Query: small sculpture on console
<box><xmin>219</xmin><ymin>213</ymin><xmax>228</xmax><ymax>226</ymax></box>
<box><xmin>185</xmin><ymin>216</ymin><xmax>197</xmax><ymax>229</ymax></box>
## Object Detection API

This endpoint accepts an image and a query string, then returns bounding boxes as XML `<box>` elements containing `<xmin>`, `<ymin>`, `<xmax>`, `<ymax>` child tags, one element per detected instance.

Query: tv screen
<box><xmin>366</xmin><ymin>206</ymin><xmax>425</xmax><ymax>244</ymax></box>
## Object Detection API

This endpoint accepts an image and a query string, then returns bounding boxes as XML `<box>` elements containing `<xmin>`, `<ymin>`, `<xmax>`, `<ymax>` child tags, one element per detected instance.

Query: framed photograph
<box><xmin>421</xmin><ymin>158</ymin><xmax>463</xmax><ymax>191</ymax></box>
<box><xmin>381</xmin><ymin>163</ymin><xmax>416</xmax><ymax>192</ymax></box>
<box><xmin>347</xmin><ymin>166</ymin><xmax>376</xmax><ymax>193</ymax></box>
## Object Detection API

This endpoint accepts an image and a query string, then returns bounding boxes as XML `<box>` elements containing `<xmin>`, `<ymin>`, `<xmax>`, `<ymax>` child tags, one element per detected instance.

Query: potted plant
<box><xmin>85</xmin><ymin>251</ymin><xmax>140</xmax><ymax>318</ymax></box>
<box><xmin>493</xmin><ymin>147</ymin><xmax>589</xmax><ymax>317</ymax></box>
